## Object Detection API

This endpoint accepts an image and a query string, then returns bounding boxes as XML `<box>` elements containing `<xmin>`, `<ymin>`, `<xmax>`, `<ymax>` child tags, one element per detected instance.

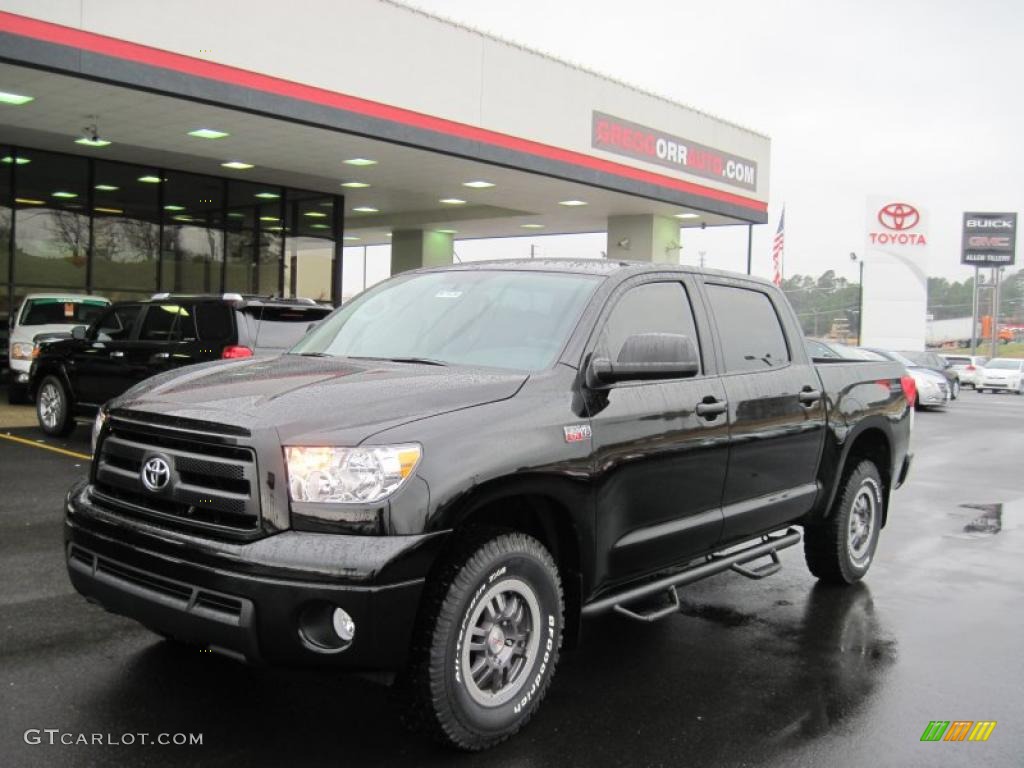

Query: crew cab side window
<box><xmin>597</xmin><ymin>282</ymin><xmax>702</xmax><ymax>374</ymax></box>
<box><xmin>93</xmin><ymin>304</ymin><xmax>141</xmax><ymax>342</ymax></box>
<box><xmin>706</xmin><ymin>284</ymin><xmax>790</xmax><ymax>372</ymax></box>
<box><xmin>139</xmin><ymin>303</ymin><xmax>196</xmax><ymax>342</ymax></box>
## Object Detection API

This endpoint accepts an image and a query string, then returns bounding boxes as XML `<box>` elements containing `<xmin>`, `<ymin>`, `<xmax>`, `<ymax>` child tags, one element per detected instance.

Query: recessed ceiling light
<box><xmin>94</xmin><ymin>206</ymin><xmax>123</xmax><ymax>214</ymax></box>
<box><xmin>172</xmin><ymin>215</ymin><xmax>194</xmax><ymax>222</ymax></box>
<box><xmin>310</xmin><ymin>223</ymin><xmax>330</xmax><ymax>230</ymax></box>
<box><xmin>266</xmin><ymin>226</ymin><xmax>285</xmax><ymax>232</ymax></box>
<box><xmin>259</xmin><ymin>216</ymin><xmax>279</xmax><ymax>222</ymax></box>
<box><xmin>15</xmin><ymin>197</ymin><xmax>45</xmax><ymax>205</ymax></box>
<box><xmin>352</xmin><ymin>206</ymin><xmax>379</xmax><ymax>213</ymax></box>
<box><xmin>344</xmin><ymin>158</ymin><xmax>377</xmax><ymax>166</ymax></box>
<box><xmin>520</xmin><ymin>223</ymin><xmax>545</xmax><ymax>229</ymax></box>
<box><xmin>674</xmin><ymin>213</ymin><xmax>700</xmax><ymax>219</ymax></box>
<box><xmin>94</xmin><ymin>184</ymin><xmax>118</xmax><ymax>191</ymax></box>
<box><xmin>188</xmin><ymin>128</ymin><xmax>230</xmax><ymax>139</ymax></box>
<box><xmin>163</xmin><ymin>204</ymin><xmax>186</xmax><ymax>211</ymax></box>
<box><xmin>75</xmin><ymin>136</ymin><xmax>111</xmax><ymax>147</ymax></box>
<box><xmin>1</xmin><ymin>155</ymin><xmax>30</xmax><ymax>165</ymax></box>
<box><xmin>343</xmin><ymin>236</ymin><xmax>361</xmax><ymax>241</ymax></box>
<box><xmin>52</xmin><ymin>191</ymin><xmax>78</xmax><ymax>199</ymax></box>
<box><xmin>0</xmin><ymin>91</ymin><xmax>34</xmax><ymax>105</ymax></box>
<box><xmin>340</xmin><ymin>181</ymin><xmax>370</xmax><ymax>188</ymax></box>
<box><xmin>138</xmin><ymin>175</ymin><xmax>163</xmax><ymax>183</ymax></box>
<box><xmin>221</xmin><ymin>161</ymin><xmax>254</xmax><ymax>170</ymax></box>
<box><xmin>559</xmin><ymin>200</ymin><xmax>587</xmax><ymax>207</ymax></box>
<box><xmin>463</xmin><ymin>181</ymin><xmax>495</xmax><ymax>189</ymax></box>
<box><xmin>439</xmin><ymin>198</ymin><xmax>466</xmax><ymax>205</ymax></box>
<box><xmin>385</xmin><ymin>233</ymin><xmax>392</xmax><ymax>238</ymax></box>
<box><xmin>436</xmin><ymin>229</ymin><xmax>458</xmax><ymax>235</ymax></box>
<box><xmin>227</xmin><ymin>212</ymin><xmax>246</xmax><ymax>218</ymax></box>
<box><xmin>254</xmin><ymin>192</ymin><xmax>280</xmax><ymax>199</ymax></box>
<box><xmin>304</xmin><ymin>211</ymin><xmax>328</xmax><ymax>218</ymax></box>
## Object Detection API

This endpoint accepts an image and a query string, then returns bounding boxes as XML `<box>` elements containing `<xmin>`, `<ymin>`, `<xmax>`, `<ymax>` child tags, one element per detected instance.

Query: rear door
<box><xmin>702</xmin><ymin>279</ymin><xmax>826</xmax><ymax>543</ymax></box>
<box><xmin>589</xmin><ymin>276</ymin><xmax>729</xmax><ymax>586</ymax></box>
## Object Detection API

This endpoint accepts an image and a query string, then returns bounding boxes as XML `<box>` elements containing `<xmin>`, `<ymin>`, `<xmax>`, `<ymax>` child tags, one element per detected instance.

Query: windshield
<box><xmin>20</xmin><ymin>298</ymin><xmax>109</xmax><ymax>327</ymax></box>
<box><xmin>985</xmin><ymin>359</ymin><xmax>1023</xmax><ymax>371</ymax></box>
<box><xmin>292</xmin><ymin>270</ymin><xmax>601</xmax><ymax>371</ymax></box>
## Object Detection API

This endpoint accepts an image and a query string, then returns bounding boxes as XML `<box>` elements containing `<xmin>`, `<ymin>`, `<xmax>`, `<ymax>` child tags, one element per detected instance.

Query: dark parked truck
<box><xmin>64</xmin><ymin>261</ymin><xmax>912</xmax><ymax>750</ymax></box>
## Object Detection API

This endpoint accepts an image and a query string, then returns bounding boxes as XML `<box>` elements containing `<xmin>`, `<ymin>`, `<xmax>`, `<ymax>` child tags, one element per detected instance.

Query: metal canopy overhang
<box><xmin>0</xmin><ymin>12</ymin><xmax>767</xmax><ymax>248</ymax></box>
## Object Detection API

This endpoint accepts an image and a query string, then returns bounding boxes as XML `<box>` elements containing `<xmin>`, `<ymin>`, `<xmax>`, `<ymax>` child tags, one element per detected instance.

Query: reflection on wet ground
<box><xmin>961</xmin><ymin>502</ymin><xmax>1003</xmax><ymax>534</ymax></box>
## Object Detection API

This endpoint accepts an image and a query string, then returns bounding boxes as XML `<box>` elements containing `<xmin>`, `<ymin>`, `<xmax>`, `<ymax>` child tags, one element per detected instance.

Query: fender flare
<box><xmin>814</xmin><ymin>415</ymin><xmax>896</xmax><ymax>524</ymax></box>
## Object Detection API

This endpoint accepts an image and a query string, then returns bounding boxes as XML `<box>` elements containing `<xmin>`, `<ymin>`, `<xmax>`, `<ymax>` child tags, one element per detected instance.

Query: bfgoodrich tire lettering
<box><xmin>397</xmin><ymin>530</ymin><xmax>563</xmax><ymax>751</ymax></box>
<box><xmin>804</xmin><ymin>460</ymin><xmax>883</xmax><ymax>585</ymax></box>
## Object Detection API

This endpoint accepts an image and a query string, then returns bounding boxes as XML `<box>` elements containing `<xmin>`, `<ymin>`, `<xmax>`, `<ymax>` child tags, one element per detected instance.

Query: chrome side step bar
<box><xmin>582</xmin><ymin>528</ymin><xmax>802</xmax><ymax>620</ymax></box>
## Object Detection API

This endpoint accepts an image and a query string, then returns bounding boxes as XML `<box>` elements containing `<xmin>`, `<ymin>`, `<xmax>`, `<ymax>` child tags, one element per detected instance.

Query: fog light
<box><xmin>332</xmin><ymin>608</ymin><xmax>356</xmax><ymax>642</ymax></box>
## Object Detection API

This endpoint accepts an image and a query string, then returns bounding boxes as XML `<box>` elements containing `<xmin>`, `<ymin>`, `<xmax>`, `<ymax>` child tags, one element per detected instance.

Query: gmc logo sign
<box><xmin>967</xmin><ymin>235</ymin><xmax>1011</xmax><ymax>248</ymax></box>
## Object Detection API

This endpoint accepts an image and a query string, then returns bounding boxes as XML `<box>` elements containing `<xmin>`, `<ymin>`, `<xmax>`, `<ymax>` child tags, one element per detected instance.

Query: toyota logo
<box><xmin>878</xmin><ymin>202</ymin><xmax>920</xmax><ymax>231</ymax></box>
<box><xmin>141</xmin><ymin>456</ymin><xmax>171</xmax><ymax>492</ymax></box>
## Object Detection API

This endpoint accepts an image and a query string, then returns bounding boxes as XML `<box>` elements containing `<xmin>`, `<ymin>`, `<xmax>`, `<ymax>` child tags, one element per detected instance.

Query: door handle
<box><xmin>799</xmin><ymin>388</ymin><xmax>822</xmax><ymax>405</ymax></box>
<box><xmin>109</xmin><ymin>351</ymin><xmax>124</xmax><ymax>359</ymax></box>
<box><xmin>695</xmin><ymin>399</ymin><xmax>728</xmax><ymax>419</ymax></box>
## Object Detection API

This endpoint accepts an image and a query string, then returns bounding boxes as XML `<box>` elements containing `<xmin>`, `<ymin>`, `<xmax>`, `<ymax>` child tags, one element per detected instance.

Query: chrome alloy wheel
<box><xmin>37</xmin><ymin>382</ymin><xmax>62</xmax><ymax>430</ymax></box>
<box><xmin>847</xmin><ymin>484</ymin><xmax>878</xmax><ymax>568</ymax></box>
<box><xmin>460</xmin><ymin>578</ymin><xmax>541</xmax><ymax>707</ymax></box>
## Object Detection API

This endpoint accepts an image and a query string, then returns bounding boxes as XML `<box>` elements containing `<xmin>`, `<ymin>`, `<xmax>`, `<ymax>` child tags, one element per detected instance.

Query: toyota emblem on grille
<box><xmin>141</xmin><ymin>456</ymin><xmax>171</xmax><ymax>492</ymax></box>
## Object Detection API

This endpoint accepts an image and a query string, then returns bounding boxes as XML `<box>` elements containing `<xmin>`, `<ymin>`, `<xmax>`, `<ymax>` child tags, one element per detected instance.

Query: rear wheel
<box><xmin>951</xmin><ymin>380</ymin><xmax>960</xmax><ymax>399</ymax></box>
<box><xmin>804</xmin><ymin>460</ymin><xmax>883</xmax><ymax>585</ymax></box>
<box><xmin>397</xmin><ymin>530</ymin><xmax>564</xmax><ymax>751</ymax></box>
<box><xmin>36</xmin><ymin>375</ymin><xmax>75</xmax><ymax>436</ymax></box>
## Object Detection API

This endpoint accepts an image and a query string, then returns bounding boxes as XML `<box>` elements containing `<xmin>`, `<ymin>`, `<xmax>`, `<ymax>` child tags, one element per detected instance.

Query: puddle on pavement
<box><xmin>951</xmin><ymin>498</ymin><xmax>1020</xmax><ymax>537</ymax></box>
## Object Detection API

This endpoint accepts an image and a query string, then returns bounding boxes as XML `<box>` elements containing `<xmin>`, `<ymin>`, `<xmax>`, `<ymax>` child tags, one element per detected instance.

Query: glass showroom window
<box><xmin>226</xmin><ymin>179</ymin><xmax>283</xmax><ymax>294</ymax></box>
<box><xmin>12</xmin><ymin>150</ymin><xmax>88</xmax><ymax>289</ymax></box>
<box><xmin>284</xmin><ymin>192</ymin><xmax>335</xmax><ymax>301</ymax></box>
<box><xmin>161</xmin><ymin>171</ymin><xmax>224</xmax><ymax>293</ymax></box>
<box><xmin>92</xmin><ymin>161</ymin><xmax>160</xmax><ymax>293</ymax></box>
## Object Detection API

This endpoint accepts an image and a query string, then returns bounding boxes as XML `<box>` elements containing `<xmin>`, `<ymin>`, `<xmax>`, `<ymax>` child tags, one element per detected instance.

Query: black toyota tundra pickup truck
<box><xmin>64</xmin><ymin>260</ymin><xmax>912</xmax><ymax>750</ymax></box>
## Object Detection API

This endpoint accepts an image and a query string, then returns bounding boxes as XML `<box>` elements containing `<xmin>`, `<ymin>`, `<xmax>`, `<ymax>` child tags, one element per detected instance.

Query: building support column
<box><xmin>606</xmin><ymin>214</ymin><xmax>680</xmax><ymax>263</ymax></box>
<box><xmin>391</xmin><ymin>229</ymin><xmax>454</xmax><ymax>274</ymax></box>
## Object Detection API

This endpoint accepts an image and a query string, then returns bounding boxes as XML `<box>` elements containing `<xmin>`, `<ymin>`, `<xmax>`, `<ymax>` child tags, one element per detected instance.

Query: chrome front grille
<box><xmin>91</xmin><ymin>411</ymin><xmax>260</xmax><ymax>536</ymax></box>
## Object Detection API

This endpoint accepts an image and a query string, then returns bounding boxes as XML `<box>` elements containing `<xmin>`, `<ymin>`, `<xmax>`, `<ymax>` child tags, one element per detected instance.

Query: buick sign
<box><xmin>961</xmin><ymin>212</ymin><xmax>1017</xmax><ymax>268</ymax></box>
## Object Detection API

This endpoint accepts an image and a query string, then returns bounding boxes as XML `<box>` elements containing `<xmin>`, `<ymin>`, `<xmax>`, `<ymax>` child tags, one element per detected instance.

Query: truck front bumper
<box><xmin>64</xmin><ymin>481</ymin><xmax>448</xmax><ymax>670</ymax></box>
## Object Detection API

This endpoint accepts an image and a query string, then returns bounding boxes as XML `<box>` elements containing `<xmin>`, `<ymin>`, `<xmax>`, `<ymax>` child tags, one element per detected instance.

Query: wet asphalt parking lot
<box><xmin>1</xmin><ymin>388</ymin><xmax>1021</xmax><ymax>768</ymax></box>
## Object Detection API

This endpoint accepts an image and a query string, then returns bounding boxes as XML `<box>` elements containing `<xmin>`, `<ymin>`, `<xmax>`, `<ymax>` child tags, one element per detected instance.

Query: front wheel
<box><xmin>397</xmin><ymin>531</ymin><xmax>564</xmax><ymax>751</ymax></box>
<box><xmin>804</xmin><ymin>460</ymin><xmax>883</xmax><ymax>585</ymax></box>
<box><xmin>951</xmin><ymin>380</ymin><xmax>960</xmax><ymax>399</ymax></box>
<box><xmin>36</xmin><ymin>375</ymin><xmax>75</xmax><ymax>436</ymax></box>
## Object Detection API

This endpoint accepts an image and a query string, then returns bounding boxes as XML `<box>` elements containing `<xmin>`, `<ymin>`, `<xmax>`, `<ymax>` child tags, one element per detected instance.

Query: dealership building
<box><xmin>0</xmin><ymin>0</ymin><xmax>769</xmax><ymax>317</ymax></box>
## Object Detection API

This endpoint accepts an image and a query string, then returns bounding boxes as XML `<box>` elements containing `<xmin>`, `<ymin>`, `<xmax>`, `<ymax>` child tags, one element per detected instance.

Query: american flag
<box><xmin>771</xmin><ymin>208</ymin><xmax>785</xmax><ymax>286</ymax></box>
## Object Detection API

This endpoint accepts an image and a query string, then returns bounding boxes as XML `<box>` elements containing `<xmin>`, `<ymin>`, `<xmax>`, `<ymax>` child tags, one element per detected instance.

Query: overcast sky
<box><xmin>348</xmin><ymin>0</ymin><xmax>1022</xmax><ymax>287</ymax></box>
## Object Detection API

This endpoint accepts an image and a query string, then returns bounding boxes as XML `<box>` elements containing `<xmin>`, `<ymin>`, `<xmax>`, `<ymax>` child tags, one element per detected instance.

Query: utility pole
<box><xmin>746</xmin><ymin>224</ymin><xmax>753</xmax><ymax>275</ymax></box>
<box><xmin>989</xmin><ymin>267</ymin><xmax>1002</xmax><ymax>359</ymax></box>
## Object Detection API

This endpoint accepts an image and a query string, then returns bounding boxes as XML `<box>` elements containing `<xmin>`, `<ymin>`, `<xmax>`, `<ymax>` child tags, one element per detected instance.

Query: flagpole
<box><xmin>746</xmin><ymin>224</ymin><xmax>752</xmax><ymax>275</ymax></box>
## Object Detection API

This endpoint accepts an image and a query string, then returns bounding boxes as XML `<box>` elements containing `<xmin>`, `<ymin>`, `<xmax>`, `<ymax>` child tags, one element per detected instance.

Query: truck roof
<box><xmin>415</xmin><ymin>258</ymin><xmax>775</xmax><ymax>285</ymax></box>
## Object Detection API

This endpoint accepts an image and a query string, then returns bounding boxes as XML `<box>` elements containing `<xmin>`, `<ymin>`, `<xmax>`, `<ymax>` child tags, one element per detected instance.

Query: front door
<box><xmin>73</xmin><ymin>304</ymin><xmax>143</xmax><ymax>407</ymax></box>
<box><xmin>703</xmin><ymin>280</ymin><xmax>826</xmax><ymax>544</ymax></box>
<box><xmin>588</xmin><ymin>277</ymin><xmax>729</xmax><ymax>588</ymax></box>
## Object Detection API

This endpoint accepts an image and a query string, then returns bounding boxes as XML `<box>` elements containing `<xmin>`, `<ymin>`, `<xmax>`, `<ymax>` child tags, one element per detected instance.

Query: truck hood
<box><xmin>110</xmin><ymin>354</ymin><xmax>528</xmax><ymax>443</ymax></box>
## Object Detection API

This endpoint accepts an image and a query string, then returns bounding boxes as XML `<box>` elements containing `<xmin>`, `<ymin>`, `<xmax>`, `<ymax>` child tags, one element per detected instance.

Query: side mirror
<box><xmin>305</xmin><ymin>322</ymin><xmax>319</xmax><ymax>335</ymax></box>
<box><xmin>71</xmin><ymin>325</ymin><xmax>88</xmax><ymax>341</ymax></box>
<box><xmin>587</xmin><ymin>333</ymin><xmax>699</xmax><ymax>387</ymax></box>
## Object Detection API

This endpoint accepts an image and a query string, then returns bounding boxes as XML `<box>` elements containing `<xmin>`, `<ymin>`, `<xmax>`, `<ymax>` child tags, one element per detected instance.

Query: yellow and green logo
<box><xmin>921</xmin><ymin>721</ymin><xmax>997</xmax><ymax>742</ymax></box>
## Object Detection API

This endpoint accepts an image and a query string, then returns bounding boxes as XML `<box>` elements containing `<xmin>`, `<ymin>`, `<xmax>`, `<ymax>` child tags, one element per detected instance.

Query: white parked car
<box><xmin>977</xmin><ymin>358</ymin><xmax>1024</xmax><ymax>395</ymax></box>
<box><xmin>939</xmin><ymin>354</ymin><xmax>988</xmax><ymax>389</ymax></box>
<box><xmin>7</xmin><ymin>293</ymin><xmax>110</xmax><ymax>404</ymax></box>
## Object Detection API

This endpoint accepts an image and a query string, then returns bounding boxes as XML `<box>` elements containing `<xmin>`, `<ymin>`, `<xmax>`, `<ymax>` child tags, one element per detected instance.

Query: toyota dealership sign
<box><xmin>861</xmin><ymin>197</ymin><xmax>930</xmax><ymax>350</ymax></box>
<box><xmin>961</xmin><ymin>212</ymin><xmax>1017</xmax><ymax>268</ymax></box>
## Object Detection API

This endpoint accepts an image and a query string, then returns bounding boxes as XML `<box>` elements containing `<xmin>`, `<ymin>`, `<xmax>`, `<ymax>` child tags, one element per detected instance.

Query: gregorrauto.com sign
<box><xmin>591</xmin><ymin>112</ymin><xmax>758</xmax><ymax>191</ymax></box>
<box><xmin>961</xmin><ymin>212</ymin><xmax>1017</xmax><ymax>268</ymax></box>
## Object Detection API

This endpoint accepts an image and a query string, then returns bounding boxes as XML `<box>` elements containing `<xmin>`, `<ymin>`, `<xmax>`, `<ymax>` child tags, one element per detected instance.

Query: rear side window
<box><xmin>598</xmin><ymin>282</ymin><xmax>701</xmax><ymax>373</ymax></box>
<box><xmin>242</xmin><ymin>306</ymin><xmax>332</xmax><ymax>350</ymax></box>
<box><xmin>706</xmin><ymin>284</ymin><xmax>790</xmax><ymax>372</ymax></box>
<box><xmin>139</xmin><ymin>303</ymin><xmax>196</xmax><ymax>342</ymax></box>
<box><xmin>195</xmin><ymin>303</ymin><xmax>234</xmax><ymax>341</ymax></box>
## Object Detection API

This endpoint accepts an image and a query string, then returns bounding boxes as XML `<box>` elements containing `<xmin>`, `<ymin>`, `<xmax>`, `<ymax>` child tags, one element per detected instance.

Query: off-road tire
<box><xmin>804</xmin><ymin>460</ymin><xmax>883</xmax><ymax>585</ymax></box>
<box><xmin>396</xmin><ymin>530</ymin><xmax>564</xmax><ymax>751</ymax></box>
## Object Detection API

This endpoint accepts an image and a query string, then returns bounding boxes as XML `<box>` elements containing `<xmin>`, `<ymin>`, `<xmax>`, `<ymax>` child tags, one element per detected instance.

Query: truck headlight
<box><xmin>10</xmin><ymin>342</ymin><xmax>34</xmax><ymax>360</ymax></box>
<box><xmin>285</xmin><ymin>444</ymin><xmax>421</xmax><ymax>504</ymax></box>
<box><xmin>91</xmin><ymin>409</ymin><xmax>108</xmax><ymax>454</ymax></box>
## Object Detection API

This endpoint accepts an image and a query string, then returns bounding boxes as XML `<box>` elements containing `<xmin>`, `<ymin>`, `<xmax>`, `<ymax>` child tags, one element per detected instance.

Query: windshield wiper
<box><xmin>351</xmin><ymin>355</ymin><xmax>448</xmax><ymax>366</ymax></box>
